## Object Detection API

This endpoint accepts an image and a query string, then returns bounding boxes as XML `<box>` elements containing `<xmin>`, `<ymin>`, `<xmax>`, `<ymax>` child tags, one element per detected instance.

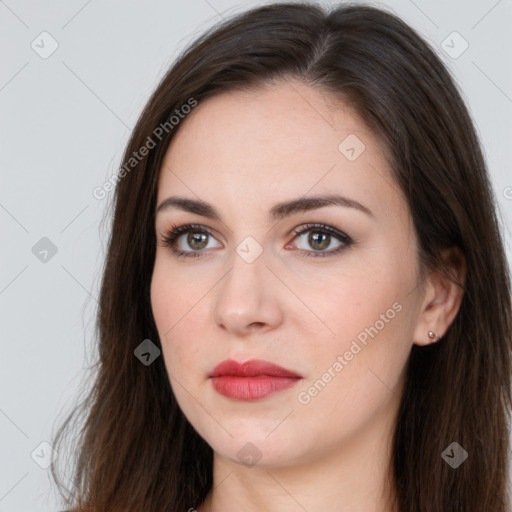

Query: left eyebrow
<box><xmin>155</xmin><ymin>193</ymin><xmax>374</xmax><ymax>221</ymax></box>
<box><xmin>268</xmin><ymin>194</ymin><xmax>374</xmax><ymax>221</ymax></box>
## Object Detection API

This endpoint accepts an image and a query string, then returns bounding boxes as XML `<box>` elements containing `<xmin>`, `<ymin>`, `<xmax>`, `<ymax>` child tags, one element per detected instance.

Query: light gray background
<box><xmin>1</xmin><ymin>0</ymin><xmax>511</xmax><ymax>510</ymax></box>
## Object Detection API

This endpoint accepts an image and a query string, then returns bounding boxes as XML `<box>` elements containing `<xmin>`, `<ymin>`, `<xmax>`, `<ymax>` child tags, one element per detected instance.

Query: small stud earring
<box><xmin>428</xmin><ymin>330</ymin><xmax>438</xmax><ymax>342</ymax></box>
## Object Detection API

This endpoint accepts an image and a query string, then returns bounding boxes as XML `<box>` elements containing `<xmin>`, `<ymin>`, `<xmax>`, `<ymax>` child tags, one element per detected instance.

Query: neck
<box><xmin>197</xmin><ymin>391</ymin><xmax>400</xmax><ymax>512</ymax></box>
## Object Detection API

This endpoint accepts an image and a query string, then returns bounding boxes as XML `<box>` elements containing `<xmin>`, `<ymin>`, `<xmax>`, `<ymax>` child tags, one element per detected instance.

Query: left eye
<box><xmin>293</xmin><ymin>231</ymin><xmax>342</xmax><ymax>252</ymax></box>
<box><xmin>288</xmin><ymin>223</ymin><xmax>353</xmax><ymax>255</ymax></box>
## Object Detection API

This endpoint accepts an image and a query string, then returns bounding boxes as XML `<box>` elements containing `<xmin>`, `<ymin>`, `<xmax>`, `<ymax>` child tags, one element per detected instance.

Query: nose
<box><xmin>212</xmin><ymin>247</ymin><xmax>284</xmax><ymax>337</ymax></box>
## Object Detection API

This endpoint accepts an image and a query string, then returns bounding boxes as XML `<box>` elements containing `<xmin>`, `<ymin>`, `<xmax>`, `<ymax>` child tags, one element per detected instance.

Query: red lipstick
<box><xmin>210</xmin><ymin>359</ymin><xmax>302</xmax><ymax>401</ymax></box>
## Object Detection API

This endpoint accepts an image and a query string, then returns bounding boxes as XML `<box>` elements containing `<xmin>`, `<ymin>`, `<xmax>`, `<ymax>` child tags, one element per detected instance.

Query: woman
<box><xmin>51</xmin><ymin>2</ymin><xmax>512</xmax><ymax>511</ymax></box>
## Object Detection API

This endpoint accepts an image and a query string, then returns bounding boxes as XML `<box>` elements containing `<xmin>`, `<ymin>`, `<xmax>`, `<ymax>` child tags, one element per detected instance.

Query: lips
<box><xmin>210</xmin><ymin>359</ymin><xmax>302</xmax><ymax>378</ymax></box>
<box><xmin>209</xmin><ymin>359</ymin><xmax>302</xmax><ymax>401</ymax></box>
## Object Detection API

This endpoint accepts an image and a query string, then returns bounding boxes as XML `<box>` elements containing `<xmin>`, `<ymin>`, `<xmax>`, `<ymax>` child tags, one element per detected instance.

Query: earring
<box><xmin>428</xmin><ymin>330</ymin><xmax>438</xmax><ymax>342</ymax></box>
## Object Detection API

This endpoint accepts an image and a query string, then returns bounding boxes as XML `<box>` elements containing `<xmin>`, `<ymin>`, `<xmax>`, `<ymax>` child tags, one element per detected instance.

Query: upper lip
<box><xmin>210</xmin><ymin>359</ymin><xmax>302</xmax><ymax>378</ymax></box>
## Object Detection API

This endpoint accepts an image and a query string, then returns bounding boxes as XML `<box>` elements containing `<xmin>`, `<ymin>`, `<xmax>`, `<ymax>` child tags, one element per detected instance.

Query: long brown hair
<box><xmin>51</xmin><ymin>3</ymin><xmax>512</xmax><ymax>511</ymax></box>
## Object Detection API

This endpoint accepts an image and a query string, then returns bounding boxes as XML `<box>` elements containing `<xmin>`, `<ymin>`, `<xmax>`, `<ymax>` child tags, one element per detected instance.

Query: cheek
<box><xmin>151</xmin><ymin>254</ymin><xmax>213</xmax><ymax>335</ymax></box>
<box><xmin>293</xmin><ymin>286</ymin><xmax>411</xmax><ymax>445</ymax></box>
<box><xmin>150</xmin><ymin>261</ymin><xmax>206</xmax><ymax>379</ymax></box>
<box><xmin>297</xmin><ymin>261</ymin><xmax>408</xmax><ymax>346</ymax></box>
<box><xmin>293</xmin><ymin>248</ymin><xmax>416</xmax><ymax>403</ymax></box>
<box><xmin>297</xmin><ymin>291</ymin><xmax>408</xmax><ymax>401</ymax></box>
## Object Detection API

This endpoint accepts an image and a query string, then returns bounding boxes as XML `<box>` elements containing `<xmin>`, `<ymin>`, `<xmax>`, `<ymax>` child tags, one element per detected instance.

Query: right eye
<box><xmin>161</xmin><ymin>223</ymin><xmax>222</xmax><ymax>258</ymax></box>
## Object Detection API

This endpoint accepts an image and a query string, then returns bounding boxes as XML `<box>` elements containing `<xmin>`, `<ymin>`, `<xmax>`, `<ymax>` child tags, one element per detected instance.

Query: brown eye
<box><xmin>290</xmin><ymin>223</ymin><xmax>353</xmax><ymax>257</ymax></box>
<box><xmin>161</xmin><ymin>224</ymin><xmax>222</xmax><ymax>258</ymax></box>
<box><xmin>307</xmin><ymin>232</ymin><xmax>331</xmax><ymax>251</ymax></box>
<box><xmin>186</xmin><ymin>232</ymin><xmax>209</xmax><ymax>250</ymax></box>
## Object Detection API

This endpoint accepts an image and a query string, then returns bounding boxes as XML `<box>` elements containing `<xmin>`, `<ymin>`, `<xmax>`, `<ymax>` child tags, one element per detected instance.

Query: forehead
<box><xmin>157</xmin><ymin>80</ymin><xmax>404</xmax><ymax>222</ymax></box>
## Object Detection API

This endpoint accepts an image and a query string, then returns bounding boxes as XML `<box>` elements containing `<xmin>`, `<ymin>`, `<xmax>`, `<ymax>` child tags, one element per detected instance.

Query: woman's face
<box><xmin>151</xmin><ymin>80</ymin><xmax>425</xmax><ymax>468</ymax></box>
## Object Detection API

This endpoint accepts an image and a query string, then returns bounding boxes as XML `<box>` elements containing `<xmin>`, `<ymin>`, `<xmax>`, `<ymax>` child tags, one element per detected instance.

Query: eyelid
<box><xmin>289</xmin><ymin>222</ymin><xmax>352</xmax><ymax>243</ymax></box>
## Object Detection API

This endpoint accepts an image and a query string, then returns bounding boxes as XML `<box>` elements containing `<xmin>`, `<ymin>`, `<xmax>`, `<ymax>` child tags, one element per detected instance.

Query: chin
<box><xmin>204</xmin><ymin>427</ymin><xmax>309</xmax><ymax>468</ymax></box>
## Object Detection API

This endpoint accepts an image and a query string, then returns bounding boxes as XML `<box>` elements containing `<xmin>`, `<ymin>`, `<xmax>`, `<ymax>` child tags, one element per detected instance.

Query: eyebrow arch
<box><xmin>155</xmin><ymin>193</ymin><xmax>374</xmax><ymax>222</ymax></box>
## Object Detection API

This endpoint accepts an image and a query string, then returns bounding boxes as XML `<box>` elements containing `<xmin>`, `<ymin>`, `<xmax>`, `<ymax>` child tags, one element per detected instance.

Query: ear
<box><xmin>413</xmin><ymin>247</ymin><xmax>467</xmax><ymax>346</ymax></box>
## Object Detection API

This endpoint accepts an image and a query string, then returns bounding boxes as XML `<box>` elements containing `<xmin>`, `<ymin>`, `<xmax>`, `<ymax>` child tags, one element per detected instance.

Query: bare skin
<box><xmin>150</xmin><ymin>79</ymin><xmax>466</xmax><ymax>512</ymax></box>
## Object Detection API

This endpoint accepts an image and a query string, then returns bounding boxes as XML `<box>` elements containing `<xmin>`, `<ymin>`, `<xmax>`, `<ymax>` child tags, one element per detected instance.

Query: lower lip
<box><xmin>210</xmin><ymin>376</ymin><xmax>300</xmax><ymax>401</ymax></box>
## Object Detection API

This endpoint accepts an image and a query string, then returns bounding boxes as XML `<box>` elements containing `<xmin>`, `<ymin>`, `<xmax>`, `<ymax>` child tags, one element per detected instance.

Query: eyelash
<box><xmin>160</xmin><ymin>222</ymin><xmax>354</xmax><ymax>259</ymax></box>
